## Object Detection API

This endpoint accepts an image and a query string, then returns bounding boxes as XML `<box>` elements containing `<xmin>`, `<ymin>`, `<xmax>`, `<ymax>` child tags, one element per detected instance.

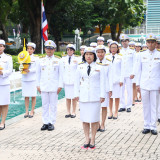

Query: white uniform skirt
<box><xmin>64</xmin><ymin>84</ymin><xmax>74</xmax><ymax>99</ymax></box>
<box><xmin>111</xmin><ymin>83</ymin><xmax>121</xmax><ymax>98</ymax></box>
<box><xmin>22</xmin><ymin>81</ymin><xmax>37</xmax><ymax>97</ymax></box>
<box><xmin>132</xmin><ymin>76</ymin><xmax>136</xmax><ymax>84</ymax></box>
<box><xmin>101</xmin><ymin>92</ymin><xmax>109</xmax><ymax>107</ymax></box>
<box><xmin>79</xmin><ymin>101</ymin><xmax>101</xmax><ymax>123</ymax></box>
<box><xmin>0</xmin><ymin>85</ymin><xmax>10</xmax><ymax>105</ymax></box>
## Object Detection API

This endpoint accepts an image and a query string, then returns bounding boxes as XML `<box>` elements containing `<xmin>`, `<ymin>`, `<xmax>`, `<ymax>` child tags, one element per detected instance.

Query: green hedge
<box><xmin>12</xmin><ymin>51</ymin><xmax>81</xmax><ymax>71</ymax></box>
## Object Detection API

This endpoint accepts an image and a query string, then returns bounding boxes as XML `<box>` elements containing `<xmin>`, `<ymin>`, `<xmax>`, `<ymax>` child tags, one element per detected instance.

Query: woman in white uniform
<box><xmin>0</xmin><ymin>39</ymin><xmax>13</xmax><ymax>130</ymax></box>
<box><xmin>77</xmin><ymin>45</ymin><xmax>86</xmax><ymax>63</ymax></box>
<box><xmin>132</xmin><ymin>43</ymin><xmax>142</xmax><ymax>105</ymax></box>
<box><xmin>108</xmin><ymin>41</ymin><xmax>123</xmax><ymax>119</ymax></box>
<box><xmin>61</xmin><ymin>44</ymin><xmax>78</xmax><ymax>118</ymax></box>
<box><xmin>75</xmin><ymin>47</ymin><xmax>105</xmax><ymax>149</ymax></box>
<box><xmin>96</xmin><ymin>45</ymin><xmax>112</xmax><ymax>132</ymax></box>
<box><xmin>22</xmin><ymin>42</ymin><xmax>38</xmax><ymax>118</ymax></box>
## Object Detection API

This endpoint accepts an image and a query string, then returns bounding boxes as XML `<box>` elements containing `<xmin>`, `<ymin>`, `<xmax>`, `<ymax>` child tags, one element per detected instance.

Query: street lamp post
<box><xmin>75</xmin><ymin>28</ymin><xmax>79</xmax><ymax>50</ymax></box>
<box><xmin>87</xmin><ymin>30</ymin><xmax>91</xmax><ymax>46</ymax></box>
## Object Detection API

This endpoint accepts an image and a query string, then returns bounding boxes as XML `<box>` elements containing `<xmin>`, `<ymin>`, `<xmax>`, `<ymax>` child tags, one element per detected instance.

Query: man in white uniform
<box><xmin>37</xmin><ymin>40</ymin><xmax>63</xmax><ymax>131</ymax></box>
<box><xmin>136</xmin><ymin>33</ymin><xmax>160</xmax><ymax>135</ymax></box>
<box><xmin>118</xmin><ymin>34</ymin><xmax>135</xmax><ymax>113</ymax></box>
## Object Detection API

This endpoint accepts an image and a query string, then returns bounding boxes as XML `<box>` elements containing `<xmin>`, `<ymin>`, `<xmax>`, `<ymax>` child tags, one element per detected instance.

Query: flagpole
<box><xmin>41</xmin><ymin>0</ymin><xmax>43</xmax><ymax>54</ymax></box>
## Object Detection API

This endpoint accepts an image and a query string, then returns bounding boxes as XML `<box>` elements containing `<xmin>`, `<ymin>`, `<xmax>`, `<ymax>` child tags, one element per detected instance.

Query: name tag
<box><xmin>154</xmin><ymin>58</ymin><xmax>160</xmax><ymax>60</ymax></box>
<box><xmin>143</xmin><ymin>57</ymin><xmax>147</xmax><ymax>59</ymax></box>
<box><xmin>95</xmin><ymin>70</ymin><xmax>100</xmax><ymax>72</ymax></box>
<box><xmin>73</xmin><ymin>60</ymin><xmax>77</xmax><ymax>63</ymax></box>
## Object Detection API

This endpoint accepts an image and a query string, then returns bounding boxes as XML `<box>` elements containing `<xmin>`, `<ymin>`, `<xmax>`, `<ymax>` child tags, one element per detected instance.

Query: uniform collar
<box><xmin>111</xmin><ymin>53</ymin><xmax>118</xmax><ymax>56</ymax></box>
<box><xmin>148</xmin><ymin>49</ymin><xmax>156</xmax><ymax>54</ymax></box>
<box><xmin>86</xmin><ymin>61</ymin><xmax>95</xmax><ymax>67</ymax></box>
<box><xmin>0</xmin><ymin>52</ymin><xmax>5</xmax><ymax>57</ymax></box>
<box><xmin>97</xmin><ymin>57</ymin><xmax>105</xmax><ymax>63</ymax></box>
<box><xmin>47</xmin><ymin>55</ymin><xmax>54</xmax><ymax>59</ymax></box>
<box><xmin>67</xmin><ymin>54</ymin><xmax>74</xmax><ymax>58</ymax></box>
<box><xmin>122</xmin><ymin>46</ymin><xmax>129</xmax><ymax>51</ymax></box>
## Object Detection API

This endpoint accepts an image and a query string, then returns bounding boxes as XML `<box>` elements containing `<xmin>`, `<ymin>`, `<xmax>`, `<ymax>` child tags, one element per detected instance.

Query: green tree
<box><xmin>108</xmin><ymin>0</ymin><xmax>146</xmax><ymax>41</ymax></box>
<box><xmin>0</xmin><ymin>0</ymin><xmax>13</xmax><ymax>41</ymax></box>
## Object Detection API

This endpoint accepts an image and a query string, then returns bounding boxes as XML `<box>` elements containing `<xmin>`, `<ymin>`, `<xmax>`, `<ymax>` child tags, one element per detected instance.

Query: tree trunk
<box><xmin>23</xmin><ymin>0</ymin><xmax>41</xmax><ymax>53</ymax></box>
<box><xmin>116</xmin><ymin>23</ymin><xmax>122</xmax><ymax>42</ymax></box>
<box><xmin>99</xmin><ymin>24</ymin><xmax>103</xmax><ymax>36</ymax></box>
<box><xmin>110</xmin><ymin>23</ymin><xmax>117</xmax><ymax>41</ymax></box>
<box><xmin>0</xmin><ymin>20</ymin><xmax>8</xmax><ymax>41</ymax></box>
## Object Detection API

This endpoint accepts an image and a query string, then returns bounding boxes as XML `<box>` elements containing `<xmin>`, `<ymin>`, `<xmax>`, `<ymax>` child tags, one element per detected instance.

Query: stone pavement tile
<box><xmin>0</xmin><ymin>98</ymin><xmax>160</xmax><ymax>160</ymax></box>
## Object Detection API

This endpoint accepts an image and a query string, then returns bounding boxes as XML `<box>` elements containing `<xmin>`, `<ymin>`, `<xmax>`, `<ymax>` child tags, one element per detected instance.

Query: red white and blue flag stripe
<box><xmin>42</xmin><ymin>2</ymin><xmax>48</xmax><ymax>41</ymax></box>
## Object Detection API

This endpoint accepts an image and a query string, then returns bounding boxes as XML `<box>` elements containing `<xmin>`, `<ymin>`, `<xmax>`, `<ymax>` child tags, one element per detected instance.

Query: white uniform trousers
<box><xmin>158</xmin><ymin>92</ymin><xmax>160</xmax><ymax>119</ymax></box>
<box><xmin>120</xmin><ymin>77</ymin><xmax>133</xmax><ymax>109</ymax></box>
<box><xmin>141</xmin><ymin>89</ymin><xmax>159</xmax><ymax>130</ymax></box>
<box><xmin>41</xmin><ymin>92</ymin><xmax>58</xmax><ymax>125</ymax></box>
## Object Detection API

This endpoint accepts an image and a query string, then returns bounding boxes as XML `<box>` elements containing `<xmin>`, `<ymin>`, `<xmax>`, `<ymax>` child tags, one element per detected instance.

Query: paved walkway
<box><xmin>0</xmin><ymin>98</ymin><xmax>160</xmax><ymax>160</ymax></box>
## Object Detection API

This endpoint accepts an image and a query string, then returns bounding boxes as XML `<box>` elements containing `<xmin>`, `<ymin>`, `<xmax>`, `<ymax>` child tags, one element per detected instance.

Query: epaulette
<box><xmin>106</xmin><ymin>58</ymin><xmax>111</xmax><ymax>62</ymax></box>
<box><xmin>54</xmin><ymin>55</ymin><xmax>61</xmax><ymax>59</ymax></box>
<box><xmin>33</xmin><ymin>54</ymin><xmax>39</xmax><ymax>57</ymax></box>
<box><xmin>39</xmin><ymin>55</ymin><xmax>46</xmax><ymax>58</ymax></box>
<box><xmin>157</xmin><ymin>49</ymin><xmax>160</xmax><ymax>52</ymax></box>
<box><xmin>140</xmin><ymin>50</ymin><xmax>144</xmax><ymax>52</ymax></box>
<box><xmin>74</xmin><ymin>55</ymin><xmax>80</xmax><ymax>57</ymax></box>
<box><xmin>105</xmin><ymin>53</ymin><xmax>110</xmax><ymax>55</ymax></box>
<box><xmin>6</xmin><ymin>53</ymin><xmax>12</xmax><ymax>57</ymax></box>
<box><xmin>78</xmin><ymin>62</ymin><xmax>84</xmax><ymax>65</ymax></box>
<box><xmin>62</xmin><ymin>55</ymin><xmax>67</xmax><ymax>57</ymax></box>
<box><xmin>118</xmin><ymin>53</ymin><xmax>122</xmax><ymax>56</ymax></box>
<box><xmin>96</xmin><ymin>62</ymin><xmax>109</xmax><ymax>66</ymax></box>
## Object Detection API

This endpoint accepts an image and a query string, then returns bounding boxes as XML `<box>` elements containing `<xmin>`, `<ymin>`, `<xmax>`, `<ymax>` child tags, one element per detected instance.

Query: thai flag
<box><xmin>41</xmin><ymin>2</ymin><xmax>48</xmax><ymax>41</ymax></box>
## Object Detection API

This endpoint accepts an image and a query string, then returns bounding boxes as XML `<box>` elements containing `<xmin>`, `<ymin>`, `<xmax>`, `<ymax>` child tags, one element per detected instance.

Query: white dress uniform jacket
<box><xmin>107</xmin><ymin>53</ymin><xmax>124</xmax><ymax>83</ymax></box>
<box><xmin>0</xmin><ymin>53</ymin><xmax>13</xmax><ymax>85</ymax></box>
<box><xmin>96</xmin><ymin>58</ymin><xmax>113</xmax><ymax>92</ymax></box>
<box><xmin>22</xmin><ymin>54</ymin><xmax>39</xmax><ymax>82</ymax></box>
<box><xmin>136</xmin><ymin>49</ymin><xmax>160</xmax><ymax>90</ymax></box>
<box><xmin>120</xmin><ymin>47</ymin><xmax>135</xmax><ymax>77</ymax></box>
<box><xmin>61</xmin><ymin>55</ymin><xmax>78</xmax><ymax>85</ymax></box>
<box><xmin>74</xmin><ymin>62</ymin><xmax>106</xmax><ymax>102</ymax></box>
<box><xmin>0</xmin><ymin>52</ymin><xmax>13</xmax><ymax>105</ymax></box>
<box><xmin>37</xmin><ymin>55</ymin><xmax>63</xmax><ymax>92</ymax></box>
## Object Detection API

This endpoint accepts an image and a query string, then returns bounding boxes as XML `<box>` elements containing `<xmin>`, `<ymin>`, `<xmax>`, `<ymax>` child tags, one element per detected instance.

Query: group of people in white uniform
<box><xmin>0</xmin><ymin>32</ymin><xmax>160</xmax><ymax>149</ymax></box>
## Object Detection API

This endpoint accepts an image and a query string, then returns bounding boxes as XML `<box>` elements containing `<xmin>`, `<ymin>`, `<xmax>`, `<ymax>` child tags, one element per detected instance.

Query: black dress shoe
<box><xmin>24</xmin><ymin>113</ymin><xmax>29</xmax><ymax>118</ymax></box>
<box><xmin>132</xmin><ymin>104</ymin><xmax>135</xmax><ymax>106</ymax></box>
<box><xmin>108</xmin><ymin>115</ymin><xmax>113</xmax><ymax>119</ymax></box>
<box><xmin>113</xmin><ymin>116</ymin><xmax>118</xmax><ymax>119</ymax></box>
<box><xmin>137</xmin><ymin>100</ymin><xmax>141</xmax><ymax>102</ymax></box>
<box><xmin>83</xmin><ymin>143</ymin><xmax>90</xmax><ymax>148</ymax></box>
<box><xmin>48</xmin><ymin>123</ymin><xmax>54</xmax><ymax>131</ymax></box>
<box><xmin>142</xmin><ymin>129</ymin><xmax>150</xmax><ymax>134</ymax></box>
<box><xmin>65</xmin><ymin>114</ymin><xmax>71</xmax><ymax>118</ymax></box>
<box><xmin>126</xmin><ymin>108</ymin><xmax>131</xmax><ymax>112</ymax></box>
<box><xmin>71</xmin><ymin>115</ymin><xmax>76</xmax><ymax>118</ymax></box>
<box><xmin>158</xmin><ymin>119</ymin><xmax>160</xmax><ymax>123</ymax></box>
<box><xmin>100</xmin><ymin>128</ymin><xmax>105</xmax><ymax>132</ymax></box>
<box><xmin>89</xmin><ymin>144</ymin><xmax>95</xmax><ymax>149</ymax></box>
<box><xmin>41</xmin><ymin>124</ymin><xmax>48</xmax><ymax>131</ymax></box>
<box><xmin>0</xmin><ymin>124</ymin><xmax>5</xmax><ymax>130</ymax></box>
<box><xmin>29</xmin><ymin>112</ymin><xmax>35</xmax><ymax>118</ymax></box>
<box><xmin>118</xmin><ymin>108</ymin><xmax>126</xmax><ymax>112</ymax></box>
<box><xmin>135</xmin><ymin>99</ymin><xmax>139</xmax><ymax>102</ymax></box>
<box><xmin>151</xmin><ymin>130</ymin><xmax>157</xmax><ymax>135</ymax></box>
